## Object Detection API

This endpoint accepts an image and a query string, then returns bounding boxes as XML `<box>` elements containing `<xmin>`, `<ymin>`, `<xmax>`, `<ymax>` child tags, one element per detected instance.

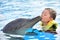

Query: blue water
<box><xmin>0</xmin><ymin>0</ymin><xmax>60</xmax><ymax>40</ymax></box>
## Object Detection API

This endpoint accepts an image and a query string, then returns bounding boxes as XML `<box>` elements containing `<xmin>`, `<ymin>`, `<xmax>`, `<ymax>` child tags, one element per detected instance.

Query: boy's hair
<box><xmin>45</xmin><ymin>8</ymin><xmax>56</xmax><ymax>20</ymax></box>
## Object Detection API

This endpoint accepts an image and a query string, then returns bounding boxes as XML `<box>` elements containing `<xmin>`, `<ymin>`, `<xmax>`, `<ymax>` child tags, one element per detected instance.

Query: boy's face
<box><xmin>41</xmin><ymin>10</ymin><xmax>52</xmax><ymax>23</ymax></box>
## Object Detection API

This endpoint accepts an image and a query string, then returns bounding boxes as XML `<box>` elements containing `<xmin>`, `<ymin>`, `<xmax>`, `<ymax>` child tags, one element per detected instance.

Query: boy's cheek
<box><xmin>41</xmin><ymin>18</ymin><xmax>49</xmax><ymax>22</ymax></box>
<box><xmin>41</xmin><ymin>19</ymin><xmax>46</xmax><ymax>22</ymax></box>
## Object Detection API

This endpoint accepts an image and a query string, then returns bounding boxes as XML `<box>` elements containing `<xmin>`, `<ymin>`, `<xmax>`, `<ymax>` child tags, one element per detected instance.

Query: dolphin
<box><xmin>2</xmin><ymin>16</ymin><xmax>41</xmax><ymax>39</ymax></box>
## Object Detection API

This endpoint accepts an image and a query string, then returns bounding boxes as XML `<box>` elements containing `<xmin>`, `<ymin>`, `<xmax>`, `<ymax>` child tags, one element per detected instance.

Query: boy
<box><xmin>40</xmin><ymin>8</ymin><xmax>57</xmax><ymax>34</ymax></box>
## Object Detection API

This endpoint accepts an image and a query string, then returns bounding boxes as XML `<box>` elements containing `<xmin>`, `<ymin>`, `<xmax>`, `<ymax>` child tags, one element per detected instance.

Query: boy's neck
<box><xmin>42</xmin><ymin>21</ymin><xmax>49</xmax><ymax>26</ymax></box>
<box><xmin>43</xmin><ymin>22</ymin><xmax>47</xmax><ymax>26</ymax></box>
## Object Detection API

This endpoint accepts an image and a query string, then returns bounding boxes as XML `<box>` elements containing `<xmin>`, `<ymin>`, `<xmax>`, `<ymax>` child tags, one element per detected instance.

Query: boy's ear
<box><xmin>50</xmin><ymin>18</ymin><xmax>53</xmax><ymax>20</ymax></box>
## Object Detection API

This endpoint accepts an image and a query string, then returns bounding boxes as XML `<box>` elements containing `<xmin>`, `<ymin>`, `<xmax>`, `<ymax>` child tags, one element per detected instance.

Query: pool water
<box><xmin>0</xmin><ymin>0</ymin><xmax>60</xmax><ymax>40</ymax></box>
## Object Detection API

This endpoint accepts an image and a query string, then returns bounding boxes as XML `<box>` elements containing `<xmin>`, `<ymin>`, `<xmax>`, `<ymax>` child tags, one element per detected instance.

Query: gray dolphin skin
<box><xmin>2</xmin><ymin>16</ymin><xmax>41</xmax><ymax>40</ymax></box>
<box><xmin>2</xmin><ymin>16</ymin><xmax>41</xmax><ymax>35</ymax></box>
